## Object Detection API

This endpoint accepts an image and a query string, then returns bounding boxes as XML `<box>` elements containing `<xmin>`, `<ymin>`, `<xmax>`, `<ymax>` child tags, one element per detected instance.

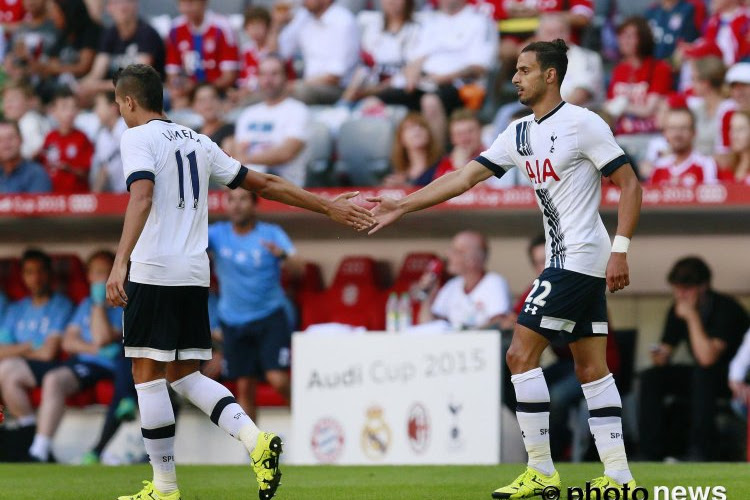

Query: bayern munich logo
<box><xmin>311</xmin><ymin>417</ymin><xmax>345</xmax><ymax>464</ymax></box>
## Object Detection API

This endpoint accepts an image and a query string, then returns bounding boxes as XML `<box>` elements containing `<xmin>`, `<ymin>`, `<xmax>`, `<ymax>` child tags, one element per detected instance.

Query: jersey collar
<box><xmin>148</xmin><ymin>118</ymin><xmax>173</xmax><ymax>124</ymax></box>
<box><xmin>534</xmin><ymin>101</ymin><xmax>566</xmax><ymax>125</ymax></box>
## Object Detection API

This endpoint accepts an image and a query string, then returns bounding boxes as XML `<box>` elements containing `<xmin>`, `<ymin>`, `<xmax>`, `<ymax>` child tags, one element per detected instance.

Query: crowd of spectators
<box><xmin>2</xmin><ymin>0</ymin><xmax>750</xmax><ymax>194</ymax></box>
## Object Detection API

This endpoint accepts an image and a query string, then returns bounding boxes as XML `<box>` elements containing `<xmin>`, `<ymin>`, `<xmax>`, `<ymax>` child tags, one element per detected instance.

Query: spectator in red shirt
<box><xmin>432</xmin><ymin>108</ymin><xmax>484</xmax><ymax>180</ymax></box>
<box><xmin>0</xmin><ymin>0</ymin><xmax>25</xmax><ymax>35</ymax></box>
<box><xmin>725</xmin><ymin>110</ymin><xmax>750</xmax><ymax>183</ymax></box>
<box><xmin>714</xmin><ymin>62</ymin><xmax>750</xmax><ymax>165</ymax></box>
<box><xmin>384</xmin><ymin>112</ymin><xmax>443</xmax><ymax>187</ymax></box>
<box><xmin>165</xmin><ymin>0</ymin><xmax>240</xmax><ymax>109</ymax></box>
<box><xmin>690</xmin><ymin>0</ymin><xmax>750</xmax><ymax>67</ymax></box>
<box><xmin>649</xmin><ymin>107</ymin><xmax>718</xmax><ymax>186</ymax></box>
<box><xmin>234</xmin><ymin>6</ymin><xmax>272</xmax><ymax>105</ymax></box>
<box><xmin>38</xmin><ymin>87</ymin><xmax>94</xmax><ymax>193</ymax></box>
<box><xmin>605</xmin><ymin>16</ymin><xmax>674</xmax><ymax>135</ymax></box>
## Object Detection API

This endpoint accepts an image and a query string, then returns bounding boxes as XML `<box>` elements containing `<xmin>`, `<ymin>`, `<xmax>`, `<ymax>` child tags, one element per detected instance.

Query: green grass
<box><xmin>1</xmin><ymin>463</ymin><xmax>748</xmax><ymax>499</ymax></box>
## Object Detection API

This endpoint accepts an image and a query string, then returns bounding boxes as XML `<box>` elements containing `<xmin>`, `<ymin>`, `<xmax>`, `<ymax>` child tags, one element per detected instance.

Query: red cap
<box><xmin>683</xmin><ymin>39</ymin><xmax>723</xmax><ymax>60</ymax></box>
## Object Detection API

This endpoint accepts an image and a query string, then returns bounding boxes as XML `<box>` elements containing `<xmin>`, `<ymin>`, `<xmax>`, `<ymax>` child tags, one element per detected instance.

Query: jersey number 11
<box><xmin>175</xmin><ymin>149</ymin><xmax>199</xmax><ymax>209</ymax></box>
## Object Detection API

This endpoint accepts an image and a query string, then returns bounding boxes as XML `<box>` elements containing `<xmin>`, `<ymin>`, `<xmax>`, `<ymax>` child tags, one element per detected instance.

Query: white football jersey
<box><xmin>477</xmin><ymin>102</ymin><xmax>629</xmax><ymax>278</ymax></box>
<box><xmin>121</xmin><ymin>119</ymin><xmax>247</xmax><ymax>287</ymax></box>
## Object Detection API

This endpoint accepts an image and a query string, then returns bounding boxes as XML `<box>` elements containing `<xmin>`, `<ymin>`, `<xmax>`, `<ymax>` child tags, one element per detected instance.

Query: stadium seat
<box><xmin>334</xmin><ymin>117</ymin><xmax>394</xmax><ymax>186</ymax></box>
<box><xmin>305</xmin><ymin>121</ymin><xmax>334</xmax><ymax>187</ymax></box>
<box><xmin>0</xmin><ymin>257</ymin><xmax>24</xmax><ymax>301</ymax></box>
<box><xmin>331</xmin><ymin>255</ymin><xmax>390</xmax><ymax>290</ymax></box>
<box><xmin>222</xmin><ymin>380</ymin><xmax>287</xmax><ymax>407</ymax></box>
<box><xmin>391</xmin><ymin>252</ymin><xmax>440</xmax><ymax>293</ymax></box>
<box><xmin>51</xmin><ymin>254</ymin><xmax>88</xmax><ymax>304</ymax></box>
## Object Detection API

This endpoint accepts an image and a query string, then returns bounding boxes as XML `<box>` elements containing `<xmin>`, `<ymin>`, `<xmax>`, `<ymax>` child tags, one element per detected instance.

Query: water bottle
<box><xmin>386</xmin><ymin>292</ymin><xmax>399</xmax><ymax>333</ymax></box>
<box><xmin>398</xmin><ymin>293</ymin><xmax>412</xmax><ymax>331</ymax></box>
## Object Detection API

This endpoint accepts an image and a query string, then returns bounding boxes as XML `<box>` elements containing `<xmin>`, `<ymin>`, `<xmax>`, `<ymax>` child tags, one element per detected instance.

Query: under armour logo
<box><xmin>524</xmin><ymin>304</ymin><xmax>538</xmax><ymax>315</ymax></box>
<box><xmin>550</xmin><ymin>133</ymin><xmax>557</xmax><ymax>153</ymax></box>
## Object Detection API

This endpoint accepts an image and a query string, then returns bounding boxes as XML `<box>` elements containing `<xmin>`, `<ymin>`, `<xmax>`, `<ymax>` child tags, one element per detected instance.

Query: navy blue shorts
<box><xmin>220</xmin><ymin>308</ymin><xmax>292</xmax><ymax>379</ymax></box>
<box><xmin>516</xmin><ymin>267</ymin><xmax>608</xmax><ymax>343</ymax></box>
<box><xmin>123</xmin><ymin>281</ymin><xmax>212</xmax><ymax>361</ymax></box>
<box><xmin>64</xmin><ymin>358</ymin><xmax>114</xmax><ymax>390</ymax></box>
<box><xmin>26</xmin><ymin>360</ymin><xmax>62</xmax><ymax>386</ymax></box>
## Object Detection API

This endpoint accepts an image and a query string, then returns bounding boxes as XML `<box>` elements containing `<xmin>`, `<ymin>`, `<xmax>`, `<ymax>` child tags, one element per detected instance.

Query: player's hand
<box><xmin>106</xmin><ymin>260</ymin><xmax>129</xmax><ymax>307</ymax></box>
<box><xmin>327</xmin><ymin>191</ymin><xmax>377</xmax><ymax>230</ymax></box>
<box><xmin>605</xmin><ymin>252</ymin><xmax>629</xmax><ymax>292</ymax></box>
<box><xmin>366</xmin><ymin>196</ymin><xmax>405</xmax><ymax>235</ymax></box>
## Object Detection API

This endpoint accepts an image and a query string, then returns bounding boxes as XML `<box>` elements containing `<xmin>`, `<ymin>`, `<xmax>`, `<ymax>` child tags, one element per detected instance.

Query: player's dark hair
<box><xmin>113</xmin><ymin>64</ymin><xmax>164</xmax><ymax>113</ymax></box>
<box><xmin>87</xmin><ymin>249</ymin><xmax>115</xmax><ymax>268</ymax></box>
<box><xmin>521</xmin><ymin>38</ymin><xmax>568</xmax><ymax>85</ymax></box>
<box><xmin>51</xmin><ymin>86</ymin><xmax>75</xmax><ymax>104</ymax></box>
<box><xmin>21</xmin><ymin>248</ymin><xmax>52</xmax><ymax>274</ymax></box>
<box><xmin>668</xmin><ymin>256</ymin><xmax>712</xmax><ymax>286</ymax></box>
<box><xmin>244</xmin><ymin>5</ymin><xmax>271</xmax><ymax>27</ymax></box>
<box><xmin>527</xmin><ymin>234</ymin><xmax>546</xmax><ymax>257</ymax></box>
<box><xmin>0</xmin><ymin>119</ymin><xmax>22</xmax><ymax>136</ymax></box>
<box><xmin>617</xmin><ymin>16</ymin><xmax>655</xmax><ymax>59</ymax></box>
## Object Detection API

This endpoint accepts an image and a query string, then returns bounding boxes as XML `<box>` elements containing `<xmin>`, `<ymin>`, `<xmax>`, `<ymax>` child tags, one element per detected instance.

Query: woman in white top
<box><xmin>341</xmin><ymin>0</ymin><xmax>421</xmax><ymax>104</ymax></box>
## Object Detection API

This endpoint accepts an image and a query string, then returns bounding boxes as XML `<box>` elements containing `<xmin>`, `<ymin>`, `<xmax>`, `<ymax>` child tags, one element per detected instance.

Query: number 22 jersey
<box><xmin>121</xmin><ymin>118</ymin><xmax>247</xmax><ymax>287</ymax></box>
<box><xmin>476</xmin><ymin>102</ymin><xmax>629</xmax><ymax>278</ymax></box>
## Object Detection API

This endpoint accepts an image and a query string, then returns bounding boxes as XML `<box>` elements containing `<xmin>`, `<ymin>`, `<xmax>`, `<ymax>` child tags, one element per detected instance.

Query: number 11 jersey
<box><xmin>121</xmin><ymin>118</ymin><xmax>247</xmax><ymax>287</ymax></box>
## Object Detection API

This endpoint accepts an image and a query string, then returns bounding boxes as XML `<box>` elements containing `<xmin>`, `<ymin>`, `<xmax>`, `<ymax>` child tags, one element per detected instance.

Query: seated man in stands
<box><xmin>648</xmin><ymin>107</ymin><xmax>718</xmax><ymax>186</ymax></box>
<box><xmin>639</xmin><ymin>256</ymin><xmax>749</xmax><ymax>460</ymax></box>
<box><xmin>417</xmin><ymin>230</ymin><xmax>512</xmax><ymax>329</ymax></box>
<box><xmin>0</xmin><ymin>249</ymin><xmax>73</xmax><ymax>461</ymax></box>
<box><xmin>234</xmin><ymin>55</ymin><xmax>310</xmax><ymax>187</ymax></box>
<box><xmin>0</xmin><ymin>120</ymin><xmax>51</xmax><ymax>194</ymax></box>
<box><xmin>27</xmin><ymin>250</ymin><xmax>122</xmax><ymax>463</ymax></box>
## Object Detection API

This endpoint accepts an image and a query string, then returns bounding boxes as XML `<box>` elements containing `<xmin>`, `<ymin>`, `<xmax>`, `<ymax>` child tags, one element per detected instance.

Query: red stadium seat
<box><xmin>331</xmin><ymin>255</ymin><xmax>391</xmax><ymax>290</ymax></box>
<box><xmin>0</xmin><ymin>257</ymin><xmax>26</xmax><ymax>301</ymax></box>
<box><xmin>221</xmin><ymin>380</ymin><xmax>287</xmax><ymax>407</ymax></box>
<box><xmin>392</xmin><ymin>252</ymin><xmax>440</xmax><ymax>293</ymax></box>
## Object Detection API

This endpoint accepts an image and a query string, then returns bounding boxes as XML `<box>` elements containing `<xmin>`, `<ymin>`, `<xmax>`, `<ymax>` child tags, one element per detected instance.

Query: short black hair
<box><xmin>527</xmin><ymin>233</ymin><xmax>546</xmax><ymax>257</ymax></box>
<box><xmin>87</xmin><ymin>249</ymin><xmax>115</xmax><ymax>268</ymax></box>
<box><xmin>21</xmin><ymin>248</ymin><xmax>52</xmax><ymax>274</ymax></box>
<box><xmin>113</xmin><ymin>64</ymin><xmax>164</xmax><ymax>113</ymax></box>
<box><xmin>521</xmin><ymin>38</ymin><xmax>569</xmax><ymax>85</ymax></box>
<box><xmin>667</xmin><ymin>256</ymin><xmax>712</xmax><ymax>286</ymax></box>
<box><xmin>51</xmin><ymin>85</ymin><xmax>75</xmax><ymax>104</ymax></box>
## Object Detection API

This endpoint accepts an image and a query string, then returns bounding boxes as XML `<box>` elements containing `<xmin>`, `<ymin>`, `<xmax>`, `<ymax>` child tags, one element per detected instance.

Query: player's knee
<box><xmin>506</xmin><ymin>345</ymin><xmax>535</xmax><ymax>373</ymax></box>
<box><xmin>574</xmin><ymin>363</ymin><xmax>607</xmax><ymax>384</ymax></box>
<box><xmin>42</xmin><ymin>369</ymin><xmax>72</xmax><ymax>394</ymax></box>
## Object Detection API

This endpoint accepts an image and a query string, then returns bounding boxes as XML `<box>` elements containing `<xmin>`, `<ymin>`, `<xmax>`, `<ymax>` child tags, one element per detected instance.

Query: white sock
<box><xmin>512</xmin><ymin>367</ymin><xmax>554</xmax><ymax>476</ymax></box>
<box><xmin>29</xmin><ymin>434</ymin><xmax>51</xmax><ymax>461</ymax></box>
<box><xmin>582</xmin><ymin>373</ymin><xmax>633</xmax><ymax>485</ymax></box>
<box><xmin>18</xmin><ymin>415</ymin><xmax>36</xmax><ymax>427</ymax></box>
<box><xmin>136</xmin><ymin>379</ymin><xmax>178</xmax><ymax>494</ymax></box>
<box><xmin>171</xmin><ymin>372</ymin><xmax>260</xmax><ymax>447</ymax></box>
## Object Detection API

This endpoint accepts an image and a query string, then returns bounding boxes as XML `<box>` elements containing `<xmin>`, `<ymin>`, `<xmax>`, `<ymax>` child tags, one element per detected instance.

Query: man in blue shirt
<box><xmin>28</xmin><ymin>250</ymin><xmax>123</xmax><ymax>463</ymax></box>
<box><xmin>0</xmin><ymin>121</ymin><xmax>52</xmax><ymax>194</ymax></box>
<box><xmin>0</xmin><ymin>249</ymin><xmax>73</xmax><ymax>460</ymax></box>
<box><xmin>208</xmin><ymin>189</ymin><xmax>299</xmax><ymax>420</ymax></box>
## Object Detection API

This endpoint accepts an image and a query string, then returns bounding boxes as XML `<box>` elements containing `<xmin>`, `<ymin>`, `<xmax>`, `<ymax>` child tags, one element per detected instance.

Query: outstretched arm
<box><xmin>239</xmin><ymin>170</ymin><xmax>376</xmax><ymax>230</ymax></box>
<box><xmin>605</xmin><ymin>164</ymin><xmax>642</xmax><ymax>292</ymax></box>
<box><xmin>367</xmin><ymin>160</ymin><xmax>494</xmax><ymax>234</ymax></box>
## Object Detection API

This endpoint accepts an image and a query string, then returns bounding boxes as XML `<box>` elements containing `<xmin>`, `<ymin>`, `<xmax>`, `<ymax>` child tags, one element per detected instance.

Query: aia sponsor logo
<box><xmin>407</xmin><ymin>403</ymin><xmax>430</xmax><ymax>454</ymax></box>
<box><xmin>525</xmin><ymin>159</ymin><xmax>560</xmax><ymax>184</ymax></box>
<box><xmin>310</xmin><ymin>417</ymin><xmax>345</xmax><ymax>463</ymax></box>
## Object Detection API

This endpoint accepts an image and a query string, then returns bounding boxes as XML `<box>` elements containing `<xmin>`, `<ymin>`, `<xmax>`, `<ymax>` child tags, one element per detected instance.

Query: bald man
<box><xmin>418</xmin><ymin>230</ymin><xmax>512</xmax><ymax>329</ymax></box>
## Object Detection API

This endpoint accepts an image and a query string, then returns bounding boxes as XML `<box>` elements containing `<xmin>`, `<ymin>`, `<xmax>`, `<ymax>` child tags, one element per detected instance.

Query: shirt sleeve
<box><xmin>464</xmin><ymin>15</ymin><xmax>497</xmax><ymax>68</ymax></box>
<box><xmin>165</xmin><ymin>27</ymin><xmax>182</xmax><ymax>75</ymax></box>
<box><xmin>661</xmin><ymin>306</ymin><xmax>685</xmax><ymax>347</ymax></box>
<box><xmin>483</xmin><ymin>275</ymin><xmax>512</xmax><ymax>317</ymax></box>
<box><xmin>577</xmin><ymin>111</ymin><xmax>630</xmax><ymax>176</ymax></box>
<box><xmin>648</xmin><ymin>61</ymin><xmax>673</xmax><ymax>95</ymax></box>
<box><xmin>729</xmin><ymin>328</ymin><xmax>750</xmax><ymax>382</ymax></box>
<box><xmin>120</xmin><ymin>128</ymin><xmax>156</xmax><ymax>190</ymax></box>
<box><xmin>205</xmin><ymin>137</ymin><xmax>247</xmax><ymax>188</ymax></box>
<box><xmin>217</xmin><ymin>25</ymin><xmax>240</xmax><ymax>72</ymax></box>
<box><xmin>0</xmin><ymin>304</ymin><xmax>17</xmax><ymax>345</ymax></box>
<box><xmin>706</xmin><ymin>296</ymin><xmax>750</xmax><ymax>346</ymax></box>
<box><xmin>107</xmin><ymin>306</ymin><xmax>123</xmax><ymax>332</ymax></box>
<box><xmin>475</xmin><ymin>124</ymin><xmax>515</xmax><ymax>178</ymax></box>
<box><xmin>29</xmin><ymin>163</ymin><xmax>52</xmax><ymax>193</ymax></box>
<box><xmin>284</xmin><ymin>103</ymin><xmax>311</xmax><ymax>142</ymax></box>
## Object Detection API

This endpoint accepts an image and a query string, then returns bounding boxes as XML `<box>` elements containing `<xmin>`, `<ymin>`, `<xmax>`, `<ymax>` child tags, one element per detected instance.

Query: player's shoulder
<box><xmin>122</xmin><ymin>122</ymin><xmax>155</xmax><ymax>142</ymax></box>
<box><xmin>170</xmin><ymin>14</ymin><xmax>189</xmax><ymax>31</ymax></box>
<box><xmin>505</xmin><ymin>113</ymin><xmax>534</xmax><ymax>133</ymax></box>
<box><xmin>209</xmin><ymin>219</ymin><xmax>232</xmax><ymax>234</ymax></box>
<box><xmin>205</xmin><ymin>10</ymin><xmax>236</xmax><ymax>37</ymax></box>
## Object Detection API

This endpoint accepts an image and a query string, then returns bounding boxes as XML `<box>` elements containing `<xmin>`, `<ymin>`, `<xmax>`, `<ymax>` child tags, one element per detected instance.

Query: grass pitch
<box><xmin>2</xmin><ymin>463</ymin><xmax>748</xmax><ymax>499</ymax></box>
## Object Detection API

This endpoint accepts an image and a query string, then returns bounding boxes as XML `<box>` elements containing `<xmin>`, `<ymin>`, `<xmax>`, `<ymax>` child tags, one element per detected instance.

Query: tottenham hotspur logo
<box><xmin>550</xmin><ymin>133</ymin><xmax>557</xmax><ymax>153</ymax></box>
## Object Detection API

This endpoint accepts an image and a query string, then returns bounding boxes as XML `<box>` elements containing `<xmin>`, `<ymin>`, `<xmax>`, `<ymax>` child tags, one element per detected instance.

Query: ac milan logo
<box><xmin>310</xmin><ymin>417</ymin><xmax>345</xmax><ymax>463</ymax></box>
<box><xmin>407</xmin><ymin>403</ymin><xmax>430</xmax><ymax>453</ymax></box>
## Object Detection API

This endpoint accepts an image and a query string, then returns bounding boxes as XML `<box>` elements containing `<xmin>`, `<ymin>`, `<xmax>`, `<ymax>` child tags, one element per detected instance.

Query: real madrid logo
<box><xmin>361</xmin><ymin>406</ymin><xmax>391</xmax><ymax>459</ymax></box>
